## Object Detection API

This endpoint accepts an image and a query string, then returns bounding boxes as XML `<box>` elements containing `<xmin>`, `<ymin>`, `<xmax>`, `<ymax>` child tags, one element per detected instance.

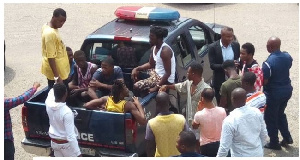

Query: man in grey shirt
<box><xmin>217</xmin><ymin>88</ymin><xmax>268</xmax><ymax>157</ymax></box>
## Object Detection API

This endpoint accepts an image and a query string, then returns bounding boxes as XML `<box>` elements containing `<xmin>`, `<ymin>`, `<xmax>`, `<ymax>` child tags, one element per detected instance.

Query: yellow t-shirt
<box><xmin>149</xmin><ymin>114</ymin><xmax>186</xmax><ymax>157</ymax></box>
<box><xmin>41</xmin><ymin>24</ymin><xmax>70</xmax><ymax>80</ymax></box>
<box><xmin>105</xmin><ymin>96</ymin><xmax>127</xmax><ymax>113</ymax></box>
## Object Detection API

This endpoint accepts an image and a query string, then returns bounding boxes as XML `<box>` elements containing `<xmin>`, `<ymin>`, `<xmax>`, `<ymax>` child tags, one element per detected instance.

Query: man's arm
<box><xmin>63</xmin><ymin>112</ymin><xmax>81</xmax><ymax>156</ymax></box>
<box><xmin>125</xmin><ymin>99</ymin><xmax>147</xmax><ymax>125</ymax></box>
<box><xmin>219</xmin><ymin>84</ymin><xmax>228</xmax><ymax>109</ymax></box>
<box><xmin>217</xmin><ymin>119</ymin><xmax>233</xmax><ymax>157</ymax></box>
<box><xmin>4</xmin><ymin>82</ymin><xmax>40</xmax><ymax>111</ymax></box>
<box><xmin>262</xmin><ymin>62</ymin><xmax>271</xmax><ymax>85</ymax></box>
<box><xmin>69</xmin><ymin>65</ymin><xmax>79</xmax><ymax>90</ymax></box>
<box><xmin>145</xmin><ymin>123</ymin><xmax>156</xmax><ymax>157</ymax></box>
<box><xmin>259</xmin><ymin>113</ymin><xmax>268</xmax><ymax>146</ymax></box>
<box><xmin>83</xmin><ymin>96</ymin><xmax>108</xmax><ymax>110</ymax></box>
<box><xmin>208</xmin><ymin>43</ymin><xmax>223</xmax><ymax>71</ymax></box>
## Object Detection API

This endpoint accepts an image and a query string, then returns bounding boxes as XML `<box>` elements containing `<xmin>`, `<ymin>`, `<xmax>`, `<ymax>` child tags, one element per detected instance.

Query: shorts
<box><xmin>134</xmin><ymin>69</ymin><xmax>161</xmax><ymax>91</ymax></box>
<box><xmin>51</xmin><ymin>140</ymin><xmax>81</xmax><ymax>157</ymax></box>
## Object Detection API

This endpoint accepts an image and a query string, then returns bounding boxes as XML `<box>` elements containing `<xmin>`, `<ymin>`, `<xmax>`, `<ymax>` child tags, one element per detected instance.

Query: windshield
<box><xmin>82</xmin><ymin>41</ymin><xmax>151</xmax><ymax>68</ymax></box>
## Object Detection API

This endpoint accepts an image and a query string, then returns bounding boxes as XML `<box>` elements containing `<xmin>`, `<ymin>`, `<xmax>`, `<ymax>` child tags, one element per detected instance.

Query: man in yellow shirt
<box><xmin>41</xmin><ymin>8</ymin><xmax>70</xmax><ymax>88</ymax></box>
<box><xmin>145</xmin><ymin>92</ymin><xmax>189</xmax><ymax>157</ymax></box>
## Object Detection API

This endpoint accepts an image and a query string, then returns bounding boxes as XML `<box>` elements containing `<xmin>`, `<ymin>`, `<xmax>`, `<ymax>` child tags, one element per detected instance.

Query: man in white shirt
<box><xmin>45</xmin><ymin>83</ymin><xmax>81</xmax><ymax>157</ymax></box>
<box><xmin>217</xmin><ymin>88</ymin><xmax>268</xmax><ymax>157</ymax></box>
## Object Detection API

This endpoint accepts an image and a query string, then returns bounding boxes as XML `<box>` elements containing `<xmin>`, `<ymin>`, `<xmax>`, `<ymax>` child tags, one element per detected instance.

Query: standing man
<box><xmin>241</xmin><ymin>72</ymin><xmax>266</xmax><ymax>113</ymax></box>
<box><xmin>45</xmin><ymin>83</ymin><xmax>81</xmax><ymax>157</ymax></box>
<box><xmin>192</xmin><ymin>88</ymin><xmax>226</xmax><ymax>157</ymax></box>
<box><xmin>219</xmin><ymin>60</ymin><xmax>242</xmax><ymax>114</ymax></box>
<box><xmin>145</xmin><ymin>92</ymin><xmax>189</xmax><ymax>157</ymax></box>
<box><xmin>208</xmin><ymin>27</ymin><xmax>240</xmax><ymax>104</ymax></box>
<box><xmin>41</xmin><ymin>8</ymin><xmax>70</xmax><ymax>88</ymax></box>
<box><xmin>4</xmin><ymin>82</ymin><xmax>41</xmax><ymax>160</ymax></box>
<box><xmin>239</xmin><ymin>42</ymin><xmax>263</xmax><ymax>91</ymax></box>
<box><xmin>159</xmin><ymin>63</ymin><xmax>211</xmax><ymax>126</ymax></box>
<box><xmin>217</xmin><ymin>88</ymin><xmax>268</xmax><ymax>157</ymax></box>
<box><xmin>131</xmin><ymin>26</ymin><xmax>176</xmax><ymax>94</ymax></box>
<box><xmin>263</xmin><ymin>36</ymin><xmax>293</xmax><ymax>150</ymax></box>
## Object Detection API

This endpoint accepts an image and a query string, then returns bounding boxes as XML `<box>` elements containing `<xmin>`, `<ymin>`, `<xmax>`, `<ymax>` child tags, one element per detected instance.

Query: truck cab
<box><xmin>21</xmin><ymin>6</ymin><xmax>225</xmax><ymax>157</ymax></box>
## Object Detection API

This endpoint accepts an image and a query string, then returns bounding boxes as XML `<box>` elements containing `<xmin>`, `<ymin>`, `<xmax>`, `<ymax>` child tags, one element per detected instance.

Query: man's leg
<box><xmin>4</xmin><ymin>139</ymin><xmax>15</xmax><ymax>160</ymax></box>
<box><xmin>264</xmin><ymin>92</ymin><xmax>281</xmax><ymax>149</ymax></box>
<box><xmin>278</xmin><ymin>90</ymin><xmax>293</xmax><ymax>144</ymax></box>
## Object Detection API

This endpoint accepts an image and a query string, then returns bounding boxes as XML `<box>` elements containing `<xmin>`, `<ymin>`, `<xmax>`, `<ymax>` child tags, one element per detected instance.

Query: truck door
<box><xmin>170</xmin><ymin>32</ymin><xmax>197</xmax><ymax>83</ymax></box>
<box><xmin>186</xmin><ymin>24</ymin><xmax>213</xmax><ymax>85</ymax></box>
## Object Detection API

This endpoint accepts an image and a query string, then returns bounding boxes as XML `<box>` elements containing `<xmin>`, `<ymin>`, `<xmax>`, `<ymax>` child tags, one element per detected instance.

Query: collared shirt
<box><xmin>174</xmin><ymin>78</ymin><xmax>211</xmax><ymax>127</ymax></box>
<box><xmin>246</xmin><ymin>91</ymin><xmax>266</xmax><ymax>112</ymax></box>
<box><xmin>4</xmin><ymin>87</ymin><xmax>37</xmax><ymax>141</ymax></box>
<box><xmin>262</xmin><ymin>51</ymin><xmax>292</xmax><ymax>91</ymax></box>
<box><xmin>217</xmin><ymin>105</ymin><xmax>268</xmax><ymax>157</ymax></box>
<box><xmin>220</xmin><ymin>40</ymin><xmax>234</xmax><ymax>62</ymax></box>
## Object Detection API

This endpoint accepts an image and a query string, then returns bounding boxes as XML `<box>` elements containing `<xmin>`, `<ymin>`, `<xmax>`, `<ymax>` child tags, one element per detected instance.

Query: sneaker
<box><xmin>280</xmin><ymin>137</ymin><xmax>293</xmax><ymax>147</ymax></box>
<box><xmin>264</xmin><ymin>142</ymin><xmax>282</xmax><ymax>150</ymax></box>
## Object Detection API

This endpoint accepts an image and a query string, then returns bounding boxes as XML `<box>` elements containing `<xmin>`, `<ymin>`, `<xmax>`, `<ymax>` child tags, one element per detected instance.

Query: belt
<box><xmin>51</xmin><ymin>138</ymin><xmax>68</xmax><ymax>144</ymax></box>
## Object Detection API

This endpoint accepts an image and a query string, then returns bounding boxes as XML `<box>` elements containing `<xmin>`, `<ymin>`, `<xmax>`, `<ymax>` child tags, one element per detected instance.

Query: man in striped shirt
<box><xmin>4</xmin><ymin>82</ymin><xmax>40</xmax><ymax>160</ymax></box>
<box><xmin>241</xmin><ymin>72</ymin><xmax>266</xmax><ymax>113</ymax></box>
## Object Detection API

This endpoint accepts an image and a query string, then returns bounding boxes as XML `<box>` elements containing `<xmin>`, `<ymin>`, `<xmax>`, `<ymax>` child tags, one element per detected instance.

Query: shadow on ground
<box><xmin>4</xmin><ymin>66</ymin><xmax>16</xmax><ymax>86</ymax></box>
<box><xmin>264</xmin><ymin>145</ymin><xmax>299</xmax><ymax>157</ymax></box>
<box><xmin>163</xmin><ymin>3</ymin><xmax>234</xmax><ymax>12</ymax></box>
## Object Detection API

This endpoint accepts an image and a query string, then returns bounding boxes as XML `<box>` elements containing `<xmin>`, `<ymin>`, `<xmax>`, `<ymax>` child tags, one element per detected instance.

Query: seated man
<box><xmin>83</xmin><ymin>80</ymin><xmax>147</xmax><ymax>125</ymax></box>
<box><xmin>68</xmin><ymin>50</ymin><xmax>98</xmax><ymax>103</ymax></box>
<box><xmin>131</xmin><ymin>26</ymin><xmax>176</xmax><ymax>94</ymax></box>
<box><xmin>115</xmin><ymin>41</ymin><xmax>138</xmax><ymax>68</ymax></box>
<box><xmin>174</xmin><ymin>131</ymin><xmax>205</xmax><ymax>157</ymax></box>
<box><xmin>66</xmin><ymin>46</ymin><xmax>76</xmax><ymax>84</ymax></box>
<box><xmin>87</xmin><ymin>57</ymin><xmax>124</xmax><ymax>99</ymax></box>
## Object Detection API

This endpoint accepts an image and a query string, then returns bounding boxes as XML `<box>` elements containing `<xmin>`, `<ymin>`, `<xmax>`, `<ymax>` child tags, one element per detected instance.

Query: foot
<box><xmin>264</xmin><ymin>142</ymin><xmax>282</xmax><ymax>150</ymax></box>
<box><xmin>280</xmin><ymin>137</ymin><xmax>293</xmax><ymax>147</ymax></box>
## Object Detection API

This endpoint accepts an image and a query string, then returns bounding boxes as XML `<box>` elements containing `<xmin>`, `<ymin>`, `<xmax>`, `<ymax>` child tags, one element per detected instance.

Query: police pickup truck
<box><xmin>21</xmin><ymin>6</ymin><xmax>227</xmax><ymax>157</ymax></box>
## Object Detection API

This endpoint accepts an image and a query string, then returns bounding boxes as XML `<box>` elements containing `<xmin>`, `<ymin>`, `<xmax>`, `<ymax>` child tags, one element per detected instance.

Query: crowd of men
<box><xmin>4</xmin><ymin>7</ymin><xmax>294</xmax><ymax>159</ymax></box>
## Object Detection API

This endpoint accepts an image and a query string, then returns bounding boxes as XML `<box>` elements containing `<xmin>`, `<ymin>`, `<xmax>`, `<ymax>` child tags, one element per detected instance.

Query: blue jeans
<box><xmin>264</xmin><ymin>86</ymin><xmax>293</xmax><ymax>144</ymax></box>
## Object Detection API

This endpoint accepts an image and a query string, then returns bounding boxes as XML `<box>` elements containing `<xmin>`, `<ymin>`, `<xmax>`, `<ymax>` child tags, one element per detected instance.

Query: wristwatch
<box><xmin>54</xmin><ymin>76</ymin><xmax>59</xmax><ymax>81</ymax></box>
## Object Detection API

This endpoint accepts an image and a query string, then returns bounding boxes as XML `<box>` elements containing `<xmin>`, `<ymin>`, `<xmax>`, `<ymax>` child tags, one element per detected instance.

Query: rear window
<box><xmin>82</xmin><ymin>41</ymin><xmax>151</xmax><ymax>68</ymax></box>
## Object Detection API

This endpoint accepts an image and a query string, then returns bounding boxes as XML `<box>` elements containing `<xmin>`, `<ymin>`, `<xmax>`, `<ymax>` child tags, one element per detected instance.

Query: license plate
<box><xmin>80</xmin><ymin>147</ymin><xmax>95</xmax><ymax>156</ymax></box>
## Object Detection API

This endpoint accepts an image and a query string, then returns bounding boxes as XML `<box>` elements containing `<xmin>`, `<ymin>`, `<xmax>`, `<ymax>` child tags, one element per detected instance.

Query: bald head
<box><xmin>156</xmin><ymin>92</ymin><xmax>170</xmax><ymax>112</ymax></box>
<box><xmin>267</xmin><ymin>36</ymin><xmax>281</xmax><ymax>53</ymax></box>
<box><xmin>231</xmin><ymin>88</ymin><xmax>247</xmax><ymax>108</ymax></box>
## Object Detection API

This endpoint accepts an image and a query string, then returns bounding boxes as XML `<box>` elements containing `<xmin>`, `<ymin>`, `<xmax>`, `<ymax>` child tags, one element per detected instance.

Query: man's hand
<box><xmin>89</xmin><ymin>79</ymin><xmax>103</xmax><ymax>88</ymax></box>
<box><xmin>159</xmin><ymin>85</ymin><xmax>167</xmax><ymax>92</ymax></box>
<box><xmin>70</xmin><ymin>88</ymin><xmax>82</xmax><ymax>96</ymax></box>
<box><xmin>33</xmin><ymin>82</ymin><xmax>41</xmax><ymax>89</ymax></box>
<box><xmin>234</xmin><ymin>60</ymin><xmax>240</xmax><ymax>68</ymax></box>
<box><xmin>132</xmin><ymin>96</ymin><xmax>140</xmax><ymax>106</ymax></box>
<box><xmin>55</xmin><ymin>77</ymin><xmax>63</xmax><ymax>84</ymax></box>
<box><xmin>148</xmin><ymin>86</ymin><xmax>159</xmax><ymax>93</ymax></box>
<box><xmin>131</xmin><ymin>68</ymin><xmax>139</xmax><ymax>82</ymax></box>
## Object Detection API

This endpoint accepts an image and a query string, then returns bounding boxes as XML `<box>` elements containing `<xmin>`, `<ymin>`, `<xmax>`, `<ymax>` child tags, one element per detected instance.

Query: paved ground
<box><xmin>3</xmin><ymin>3</ymin><xmax>299</xmax><ymax>159</ymax></box>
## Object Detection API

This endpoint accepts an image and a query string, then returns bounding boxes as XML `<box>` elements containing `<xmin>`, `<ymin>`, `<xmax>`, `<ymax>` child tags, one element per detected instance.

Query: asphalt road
<box><xmin>3</xmin><ymin>3</ymin><xmax>299</xmax><ymax>159</ymax></box>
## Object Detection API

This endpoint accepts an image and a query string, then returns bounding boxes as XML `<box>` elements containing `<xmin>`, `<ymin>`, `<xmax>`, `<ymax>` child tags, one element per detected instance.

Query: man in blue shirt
<box><xmin>262</xmin><ymin>36</ymin><xmax>293</xmax><ymax>150</ymax></box>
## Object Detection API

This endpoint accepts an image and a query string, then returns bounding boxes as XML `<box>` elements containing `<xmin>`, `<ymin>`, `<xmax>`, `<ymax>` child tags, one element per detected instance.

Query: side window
<box><xmin>172</xmin><ymin>34</ymin><xmax>194</xmax><ymax>67</ymax></box>
<box><xmin>188</xmin><ymin>25</ymin><xmax>209</xmax><ymax>57</ymax></box>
